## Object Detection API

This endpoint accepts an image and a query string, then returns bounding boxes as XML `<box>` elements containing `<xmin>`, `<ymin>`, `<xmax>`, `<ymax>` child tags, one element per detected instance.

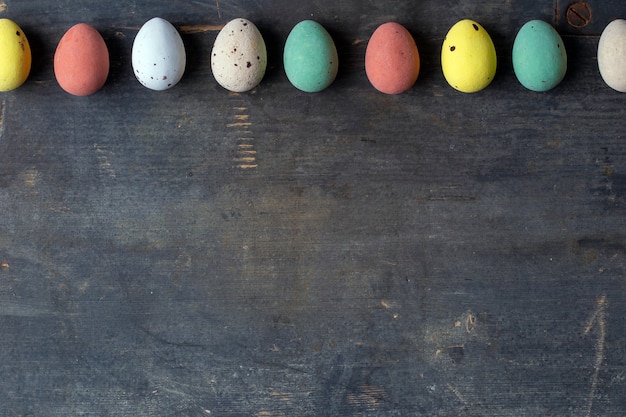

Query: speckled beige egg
<box><xmin>598</xmin><ymin>19</ymin><xmax>626</xmax><ymax>92</ymax></box>
<box><xmin>211</xmin><ymin>18</ymin><xmax>267</xmax><ymax>92</ymax></box>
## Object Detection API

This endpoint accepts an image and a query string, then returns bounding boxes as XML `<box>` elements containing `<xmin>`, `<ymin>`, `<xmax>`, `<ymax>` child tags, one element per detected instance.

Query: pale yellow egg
<box><xmin>441</xmin><ymin>19</ymin><xmax>496</xmax><ymax>93</ymax></box>
<box><xmin>0</xmin><ymin>18</ymin><xmax>31</xmax><ymax>92</ymax></box>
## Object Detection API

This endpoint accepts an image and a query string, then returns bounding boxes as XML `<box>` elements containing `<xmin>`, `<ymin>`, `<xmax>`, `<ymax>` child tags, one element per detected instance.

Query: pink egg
<box><xmin>54</xmin><ymin>23</ymin><xmax>109</xmax><ymax>96</ymax></box>
<box><xmin>365</xmin><ymin>22</ymin><xmax>420</xmax><ymax>94</ymax></box>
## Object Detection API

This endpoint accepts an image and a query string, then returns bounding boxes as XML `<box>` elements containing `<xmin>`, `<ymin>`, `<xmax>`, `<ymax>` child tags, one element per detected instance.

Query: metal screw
<box><xmin>566</xmin><ymin>2</ymin><xmax>592</xmax><ymax>28</ymax></box>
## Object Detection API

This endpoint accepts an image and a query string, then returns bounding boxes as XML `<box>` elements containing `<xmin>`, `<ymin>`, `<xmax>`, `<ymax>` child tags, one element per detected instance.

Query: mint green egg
<box><xmin>283</xmin><ymin>20</ymin><xmax>338</xmax><ymax>92</ymax></box>
<box><xmin>513</xmin><ymin>20</ymin><xmax>567</xmax><ymax>91</ymax></box>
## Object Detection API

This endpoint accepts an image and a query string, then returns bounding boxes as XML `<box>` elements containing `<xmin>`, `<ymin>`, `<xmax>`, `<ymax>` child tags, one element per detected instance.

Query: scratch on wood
<box><xmin>179</xmin><ymin>24</ymin><xmax>225</xmax><ymax>34</ymax></box>
<box><xmin>111</xmin><ymin>25</ymin><xmax>141</xmax><ymax>31</ymax></box>
<box><xmin>447</xmin><ymin>383</ymin><xmax>467</xmax><ymax>405</ymax></box>
<box><xmin>346</xmin><ymin>385</ymin><xmax>386</xmax><ymax>411</ymax></box>
<box><xmin>93</xmin><ymin>143</ymin><xmax>117</xmax><ymax>179</ymax></box>
<box><xmin>233</xmin><ymin>157</ymin><xmax>256</xmax><ymax>163</ymax></box>
<box><xmin>584</xmin><ymin>294</ymin><xmax>607</xmax><ymax>417</ymax></box>
<box><xmin>428</xmin><ymin>195</ymin><xmax>477</xmax><ymax>202</ymax></box>
<box><xmin>20</xmin><ymin>169</ymin><xmax>40</xmax><ymax>197</ymax></box>
<box><xmin>229</xmin><ymin>104</ymin><xmax>258</xmax><ymax>169</ymax></box>
<box><xmin>426</xmin><ymin>185</ymin><xmax>476</xmax><ymax>202</ymax></box>
<box><xmin>226</xmin><ymin>122</ymin><xmax>252</xmax><ymax>128</ymax></box>
<box><xmin>216</xmin><ymin>0</ymin><xmax>221</xmax><ymax>18</ymax></box>
<box><xmin>0</xmin><ymin>99</ymin><xmax>5</xmax><ymax>139</ymax></box>
<box><xmin>270</xmin><ymin>391</ymin><xmax>290</xmax><ymax>397</ymax></box>
<box><xmin>0</xmin><ymin>262</ymin><xmax>9</xmax><ymax>269</ymax></box>
<box><xmin>465</xmin><ymin>313</ymin><xmax>476</xmax><ymax>334</ymax></box>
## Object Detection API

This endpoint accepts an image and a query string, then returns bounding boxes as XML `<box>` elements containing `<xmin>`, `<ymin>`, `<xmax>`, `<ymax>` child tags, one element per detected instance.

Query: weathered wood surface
<box><xmin>0</xmin><ymin>1</ymin><xmax>625</xmax><ymax>415</ymax></box>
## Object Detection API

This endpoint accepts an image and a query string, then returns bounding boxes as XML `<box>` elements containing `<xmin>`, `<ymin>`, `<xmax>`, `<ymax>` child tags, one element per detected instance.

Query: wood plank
<box><xmin>0</xmin><ymin>0</ymin><xmax>625</xmax><ymax>415</ymax></box>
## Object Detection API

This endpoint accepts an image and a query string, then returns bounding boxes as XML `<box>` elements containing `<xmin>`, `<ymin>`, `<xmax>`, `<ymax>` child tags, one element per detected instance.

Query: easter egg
<box><xmin>365</xmin><ymin>22</ymin><xmax>420</xmax><ymax>94</ymax></box>
<box><xmin>512</xmin><ymin>20</ymin><xmax>566</xmax><ymax>92</ymax></box>
<box><xmin>0</xmin><ymin>18</ymin><xmax>31</xmax><ymax>92</ymax></box>
<box><xmin>132</xmin><ymin>17</ymin><xmax>186</xmax><ymax>90</ymax></box>
<box><xmin>283</xmin><ymin>20</ymin><xmax>338</xmax><ymax>92</ymax></box>
<box><xmin>54</xmin><ymin>23</ymin><xmax>109</xmax><ymax>96</ymax></box>
<box><xmin>598</xmin><ymin>19</ymin><xmax>626</xmax><ymax>92</ymax></box>
<box><xmin>441</xmin><ymin>19</ymin><xmax>496</xmax><ymax>93</ymax></box>
<box><xmin>211</xmin><ymin>18</ymin><xmax>267</xmax><ymax>92</ymax></box>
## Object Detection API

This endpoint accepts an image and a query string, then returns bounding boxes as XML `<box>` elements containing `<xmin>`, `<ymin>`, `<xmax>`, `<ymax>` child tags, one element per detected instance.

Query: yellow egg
<box><xmin>441</xmin><ymin>19</ymin><xmax>496</xmax><ymax>93</ymax></box>
<box><xmin>0</xmin><ymin>18</ymin><xmax>31</xmax><ymax>92</ymax></box>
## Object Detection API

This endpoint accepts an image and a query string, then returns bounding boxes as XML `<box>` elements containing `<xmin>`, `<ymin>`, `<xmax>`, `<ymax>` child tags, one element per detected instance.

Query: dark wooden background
<box><xmin>0</xmin><ymin>1</ymin><xmax>625</xmax><ymax>416</ymax></box>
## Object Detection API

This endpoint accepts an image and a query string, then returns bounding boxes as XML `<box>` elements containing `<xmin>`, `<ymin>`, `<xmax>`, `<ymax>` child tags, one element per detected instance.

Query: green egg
<box><xmin>283</xmin><ymin>20</ymin><xmax>338</xmax><ymax>92</ymax></box>
<box><xmin>512</xmin><ymin>20</ymin><xmax>567</xmax><ymax>92</ymax></box>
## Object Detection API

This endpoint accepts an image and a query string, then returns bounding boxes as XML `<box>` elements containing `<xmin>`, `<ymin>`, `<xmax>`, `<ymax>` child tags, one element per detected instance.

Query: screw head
<box><xmin>566</xmin><ymin>2</ymin><xmax>592</xmax><ymax>28</ymax></box>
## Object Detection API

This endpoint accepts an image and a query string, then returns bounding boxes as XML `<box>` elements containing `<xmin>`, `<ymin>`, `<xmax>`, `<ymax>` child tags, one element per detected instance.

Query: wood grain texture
<box><xmin>0</xmin><ymin>1</ymin><xmax>625</xmax><ymax>416</ymax></box>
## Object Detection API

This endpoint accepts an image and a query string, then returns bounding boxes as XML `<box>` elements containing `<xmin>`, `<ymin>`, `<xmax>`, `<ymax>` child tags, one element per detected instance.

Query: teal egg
<box><xmin>512</xmin><ymin>20</ymin><xmax>567</xmax><ymax>92</ymax></box>
<box><xmin>283</xmin><ymin>20</ymin><xmax>338</xmax><ymax>92</ymax></box>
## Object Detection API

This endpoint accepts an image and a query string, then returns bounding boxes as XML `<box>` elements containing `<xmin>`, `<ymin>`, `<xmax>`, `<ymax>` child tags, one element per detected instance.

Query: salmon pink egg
<box><xmin>54</xmin><ymin>23</ymin><xmax>109</xmax><ymax>96</ymax></box>
<box><xmin>365</xmin><ymin>22</ymin><xmax>420</xmax><ymax>94</ymax></box>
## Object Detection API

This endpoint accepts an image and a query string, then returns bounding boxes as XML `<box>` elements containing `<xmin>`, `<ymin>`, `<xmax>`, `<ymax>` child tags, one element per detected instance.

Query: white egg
<box><xmin>598</xmin><ymin>19</ymin><xmax>626</xmax><ymax>92</ymax></box>
<box><xmin>211</xmin><ymin>18</ymin><xmax>267</xmax><ymax>92</ymax></box>
<box><xmin>132</xmin><ymin>17</ymin><xmax>186</xmax><ymax>90</ymax></box>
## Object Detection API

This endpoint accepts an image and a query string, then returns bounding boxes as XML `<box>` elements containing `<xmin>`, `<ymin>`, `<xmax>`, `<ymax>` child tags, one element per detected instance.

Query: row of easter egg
<box><xmin>2</xmin><ymin>16</ymin><xmax>626</xmax><ymax>95</ymax></box>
